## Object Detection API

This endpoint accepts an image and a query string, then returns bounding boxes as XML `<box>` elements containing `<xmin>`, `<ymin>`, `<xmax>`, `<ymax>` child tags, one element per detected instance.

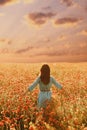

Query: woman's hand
<box><xmin>22</xmin><ymin>89</ymin><xmax>30</xmax><ymax>97</ymax></box>
<box><xmin>60</xmin><ymin>88</ymin><xmax>69</xmax><ymax>97</ymax></box>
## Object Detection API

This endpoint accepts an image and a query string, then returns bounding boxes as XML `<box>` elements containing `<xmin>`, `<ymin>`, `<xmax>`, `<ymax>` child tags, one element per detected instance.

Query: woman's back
<box><xmin>29</xmin><ymin>75</ymin><xmax>62</xmax><ymax>92</ymax></box>
<box><xmin>25</xmin><ymin>64</ymin><xmax>62</xmax><ymax>108</ymax></box>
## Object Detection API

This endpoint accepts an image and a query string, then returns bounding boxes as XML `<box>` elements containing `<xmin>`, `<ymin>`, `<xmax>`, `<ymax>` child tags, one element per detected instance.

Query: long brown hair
<box><xmin>40</xmin><ymin>64</ymin><xmax>50</xmax><ymax>85</ymax></box>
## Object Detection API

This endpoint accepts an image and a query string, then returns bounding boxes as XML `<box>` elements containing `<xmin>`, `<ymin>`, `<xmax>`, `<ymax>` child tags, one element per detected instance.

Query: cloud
<box><xmin>26</xmin><ymin>12</ymin><xmax>56</xmax><ymax>27</ymax></box>
<box><xmin>68</xmin><ymin>42</ymin><xmax>87</xmax><ymax>55</ymax></box>
<box><xmin>0</xmin><ymin>38</ymin><xmax>5</xmax><ymax>42</ymax></box>
<box><xmin>32</xmin><ymin>42</ymin><xmax>87</xmax><ymax>57</ymax></box>
<box><xmin>0</xmin><ymin>38</ymin><xmax>12</xmax><ymax>45</ymax></box>
<box><xmin>85</xmin><ymin>7</ymin><xmax>87</xmax><ymax>11</ymax></box>
<box><xmin>0</xmin><ymin>0</ymin><xmax>19</xmax><ymax>6</ymax></box>
<box><xmin>0</xmin><ymin>38</ymin><xmax>12</xmax><ymax>54</ymax></box>
<box><xmin>42</xmin><ymin>6</ymin><xmax>52</xmax><ymax>10</ymax></box>
<box><xmin>57</xmin><ymin>35</ymin><xmax>67</xmax><ymax>41</ymax></box>
<box><xmin>61</xmin><ymin>0</ymin><xmax>74</xmax><ymax>7</ymax></box>
<box><xmin>0</xmin><ymin>48</ymin><xmax>9</xmax><ymax>54</ymax></box>
<box><xmin>40</xmin><ymin>51</ymin><xmax>68</xmax><ymax>57</ymax></box>
<box><xmin>0</xmin><ymin>13</ymin><xmax>4</xmax><ymax>16</ymax></box>
<box><xmin>79</xmin><ymin>43</ymin><xmax>87</xmax><ymax>48</ymax></box>
<box><xmin>23</xmin><ymin>0</ymin><xmax>34</xmax><ymax>3</ymax></box>
<box><xmin>54</xmin><ymin>17</ymin><xmax>82</xmax><ymax>27</ymax></box>
<box><xmin>39</xmin><ymin>37</ymin><xmax>50</xmax><ymax>43</ymax></box>
<box><xmin>15</xmin><ymin>46</ymin><xmax>34</xmax><ymax>54</ymax></box>
<box><xmin>79</xmin><ymin>29</ymin><xmax>87</xmax><ymax>36</ymax></box>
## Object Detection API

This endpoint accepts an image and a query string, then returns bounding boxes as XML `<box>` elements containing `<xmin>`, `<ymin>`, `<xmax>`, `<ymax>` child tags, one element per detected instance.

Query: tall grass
<box><xmin>0</xmin><ymin>63</ymin><xmax>87</xmax><ymax>130</ymax></box>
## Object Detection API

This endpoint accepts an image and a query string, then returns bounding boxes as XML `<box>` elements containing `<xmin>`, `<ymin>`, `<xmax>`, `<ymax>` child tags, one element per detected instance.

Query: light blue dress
<box><xmin>28</xmin><ymin>76</ymin><xmax>62</xmax><ymax>108</ymax></box>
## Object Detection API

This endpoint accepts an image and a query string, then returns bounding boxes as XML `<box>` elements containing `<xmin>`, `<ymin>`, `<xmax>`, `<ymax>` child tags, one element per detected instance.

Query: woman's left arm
<box><xmin>52</xmin><ymin>76</ymin><xmax>69</xmax><ymax>97</ymax></box>
<box><xmin>52</xmin><ymin>76</ymin><xmax>62</xmax><ymax>89</ymax></box>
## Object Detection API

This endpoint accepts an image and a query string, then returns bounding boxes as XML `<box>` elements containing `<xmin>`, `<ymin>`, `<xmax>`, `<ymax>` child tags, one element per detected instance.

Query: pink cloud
<box><xmin>0</xmin><ymin>38</ymin><xmax>12</xmax><ymax>45</ymax></box>
<box><xmin>61</xmin><ymin>0</ymin><xmax>74</xmax><ymax>7</ymax></box>
<box><xmin>0</xmin><ymin>0</ymin><xmax>19</xmax><ymax>6</ymax></box>
<box><xmin>55</xmin><ymin>17</ymin><xmax>81</xmax><ymax>24</ymax></box>
<box><xmin>54</xmin><ymin>17</ymin><xmax>82</xmax><ymax>27</ymax></box>
<box><xmin>26</xmin><ymin>12</ymin><xmax>56</xmax><ymax>26</ymax></box>
<box><xmin>15</xmin><ymin>46</ymin><xmax>34</xmax><ymax>54</ymax></box>
<box><xmin>80</xmin><ymin>29</ymin><xmax>87</xmax><ymax>36</ymax></box>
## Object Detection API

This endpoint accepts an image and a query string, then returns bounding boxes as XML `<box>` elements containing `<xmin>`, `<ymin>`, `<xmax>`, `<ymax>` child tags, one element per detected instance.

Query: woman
<box><xmin>24</xmin><ymin>64</ymin><xmax>62</xmax><ymax>108</ymax></box>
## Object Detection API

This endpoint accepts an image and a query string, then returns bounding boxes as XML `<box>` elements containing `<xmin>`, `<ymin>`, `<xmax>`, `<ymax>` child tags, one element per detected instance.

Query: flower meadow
<box><xmin>0</xmin><ymin>63</ymin><xmax>87</xmax><ymax>130</ymax></box>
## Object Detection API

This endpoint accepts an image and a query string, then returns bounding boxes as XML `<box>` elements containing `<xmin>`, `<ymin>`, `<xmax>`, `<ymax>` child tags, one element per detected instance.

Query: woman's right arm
<box><xmin>28</xmin><ymin>76</ymin><xmax>40</xmax><ymax>91</ymax></box>
<box><xmin>24</xmin><ymin>76</ymin><xmax>40</xmax><ymax>95</ymax></box>
<box><xmin>23</xmin><ymin>77</ymin><xmax>40</xmax><ymax>96</ymax></box>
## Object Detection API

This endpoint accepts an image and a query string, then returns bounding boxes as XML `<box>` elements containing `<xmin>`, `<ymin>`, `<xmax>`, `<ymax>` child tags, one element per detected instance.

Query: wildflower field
<box><xmin>0</xmin><ymin>63</ymin><xmax>87</xmax><ymax>130</ymax></box>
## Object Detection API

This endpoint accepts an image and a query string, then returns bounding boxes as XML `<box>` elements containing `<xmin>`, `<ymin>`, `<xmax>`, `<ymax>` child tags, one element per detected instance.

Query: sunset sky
<box><xmin>0</xmin><ymin>0</ymin><xmax>87</xmax><ymax>63</ymax></box>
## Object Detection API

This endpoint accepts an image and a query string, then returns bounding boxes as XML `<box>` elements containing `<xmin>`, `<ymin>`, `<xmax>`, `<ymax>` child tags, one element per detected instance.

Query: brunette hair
<box><xmin>40</xmin><ymin>64</ymin><xmax>50</xmax><ymax>85</ymax></box>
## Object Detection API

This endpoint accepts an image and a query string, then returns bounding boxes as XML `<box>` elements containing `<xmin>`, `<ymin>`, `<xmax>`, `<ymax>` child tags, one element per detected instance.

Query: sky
<box><xmin>0</xmin><ymin>0</ymin><xmax>87</xmax><ymax>63</ymax></box>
